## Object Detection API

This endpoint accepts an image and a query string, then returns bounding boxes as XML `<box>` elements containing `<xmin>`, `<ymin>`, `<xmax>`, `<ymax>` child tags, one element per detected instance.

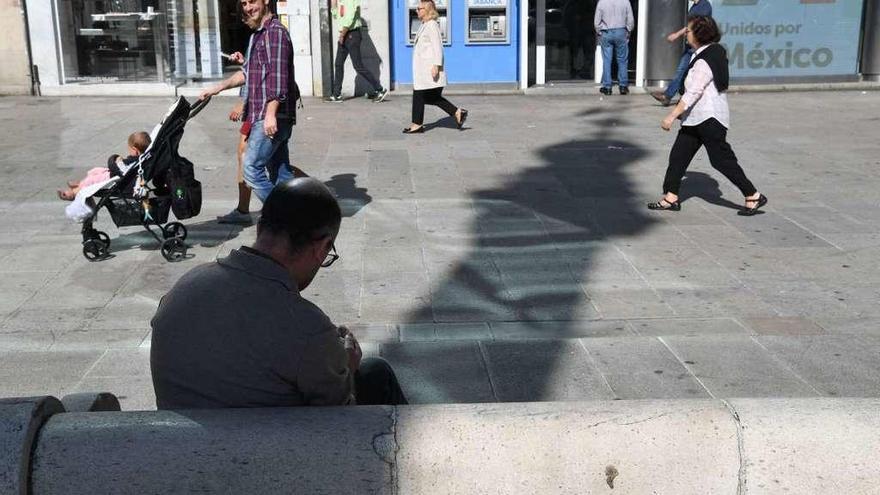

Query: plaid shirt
<box><xmin>243</xmin><ymin>17</ymin><xmax>296</xmax><ymax>125</ymax></box>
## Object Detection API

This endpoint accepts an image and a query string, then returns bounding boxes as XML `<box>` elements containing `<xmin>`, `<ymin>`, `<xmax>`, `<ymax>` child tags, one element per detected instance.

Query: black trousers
<box><xmin>663</xmin><ymin>118</ymin><xmax>758</xmax><ymax>197</ymax></box>
<box><xmin>332</xmin><ymin>29</ymin><xmax>382</xmax><ymax>96</ymax></box>
<box><xmin>354</xmin><ymin>357</ymin><xmax>408</xmax><ymax>405</ymax></box>
<box><xmin>411</xmin><ymin>87</ymin><xmax>457</xmax><ymax>125</ymax></box>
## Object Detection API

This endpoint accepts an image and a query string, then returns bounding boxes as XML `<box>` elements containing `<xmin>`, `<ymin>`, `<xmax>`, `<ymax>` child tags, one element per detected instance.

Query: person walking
<box><xmin>216</xmin><ymin>95</ymin><xmax>255</xmax><ymax>225</ymax></box>
<box><xmin>199</xmin><ymin>0</ymin><xmax>298</xmax><ymax>204</ymax></box>
<box><xmin>326</xmin><ymin>0</ymin><xmax>388</xmax><ymax>102</ymax></box>
<box><xmin>402</xmin><ymin>0</ymin><xmax>468</xmax><ymax>134</ymax></box>
<box><xmin>594</xmin><ymin>0</ymin><xmax>634</xmax><ymax>95</ymax></box>
<box><xmin>651</xmin><ymin>0</ymin><xmax>713</xmax><ymax>106</ymax></box>
<box><xmin>649</xmin><ymin>15</ymin><xmax>767</xmax><ymax>216</ymax></box>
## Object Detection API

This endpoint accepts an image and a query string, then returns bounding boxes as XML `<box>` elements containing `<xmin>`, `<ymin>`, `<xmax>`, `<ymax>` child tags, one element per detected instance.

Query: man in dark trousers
<box><xmin>326</xmin><ymin>0</ymin><xmax>388</xmax><ymax>102</ymax></box>
<box><xmin>199</xmin><ymin>0</ymin><xmax>298</xmax><ymax>203</ymax></box>
<box><xmin>651</xmin><ymin>0</ymin><xmax>713</xmax><ymax>106</ymax></box>
<box><xmin>151</xmin><ymin>178</ymin><xmax>407</xmax><ymax>409</ymax></box>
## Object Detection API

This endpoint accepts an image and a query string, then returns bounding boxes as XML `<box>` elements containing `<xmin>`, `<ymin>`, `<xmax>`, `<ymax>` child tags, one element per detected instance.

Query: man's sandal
<box><xmin>647</xmin><ymin>198</ymin><xmax>681</xmax><ymax>211</ymax></box>
<box><xmin>738</xmin><ymin>194</ymin><xmax>768</xmax><ymax>216</ymax></box>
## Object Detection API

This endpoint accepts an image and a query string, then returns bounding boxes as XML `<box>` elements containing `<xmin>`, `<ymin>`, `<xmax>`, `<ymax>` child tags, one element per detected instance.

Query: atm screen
<box><xmin>410</xmin><ymin>18</ymin><xmax>422</xmax><ymax>37</ymax></box>
<box><xmin>470</xmin><ymin>16</ymin><xmax>489</xmax><ymax>33</ymax></box>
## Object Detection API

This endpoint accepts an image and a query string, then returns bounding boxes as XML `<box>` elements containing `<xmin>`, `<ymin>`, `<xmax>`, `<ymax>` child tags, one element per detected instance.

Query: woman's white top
<box><xmin>412</xmin><ymin>19</ymin><xmax>447</xmax><ymax>90</ymax></box>
<box><xmin>680</xmin><ymin>44</ymin><xmax>730</xmax><ymax>128</ymax></box>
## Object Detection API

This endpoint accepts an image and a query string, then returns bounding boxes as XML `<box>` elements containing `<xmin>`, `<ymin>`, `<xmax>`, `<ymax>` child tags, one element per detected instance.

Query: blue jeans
<box><xmin>243</xmin><ymin>119</ymin><xmax>294</xmax><ymax>202</ymax></box>
<box><xmin>599</xmin><ymin>28</ymin><xmax>629</xmax><ymax>89</ymax></box>
<box><xmin>665</xmin><ymin>47</ymin><xmax>694</xmax><ymax>99</ymax></box>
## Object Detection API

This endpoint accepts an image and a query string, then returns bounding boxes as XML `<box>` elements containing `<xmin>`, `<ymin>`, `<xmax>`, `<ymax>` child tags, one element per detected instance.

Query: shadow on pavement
<box><xmin>386</xmin><ymin>116</ymin><xmax>656</xmax><ymax>403</ymax></box>
<box><xmin>325</xmin><ymin>173</ymin><xmax>372</xmax><ymax>217</ymax></box>
<box><xmin>678</xmin><ymin>171</ymin><xmax>742</xmax><ymax>211</ymax></box>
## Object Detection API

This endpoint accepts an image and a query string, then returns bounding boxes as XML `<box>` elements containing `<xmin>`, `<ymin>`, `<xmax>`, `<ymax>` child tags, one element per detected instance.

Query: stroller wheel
<box><xmin>96</xmin><ymin>231</ymin><xmax>111</xmax><ymax>248</ymax></box>
<box><xmin>83</xmin><ymin>239</ymin><xmax>109</xmax><ymax>262</ymax></box>
<box><xmin>163</xmin><ymin>222</ymin><xmax>188</xmax><ymax>241</ymax></box>
<box><xmin>161</xmin><ymin>237</ymin><xmax>187</xmax><ymax>262</ymax></box>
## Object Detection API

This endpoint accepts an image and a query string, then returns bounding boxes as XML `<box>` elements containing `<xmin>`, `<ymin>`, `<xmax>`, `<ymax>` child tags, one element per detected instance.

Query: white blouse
<box><xmin>680</xmin><ymin>44</ymin><xmax>730</xmax><ymax>128</ymax></box>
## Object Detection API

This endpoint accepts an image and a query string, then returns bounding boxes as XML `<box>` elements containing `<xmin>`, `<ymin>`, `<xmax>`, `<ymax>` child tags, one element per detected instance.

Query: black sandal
<box><xmin>647</xmin><ymin>198</ymin><xmax>681</xmax><ymax>211</ymax></box>
<box><xmin>402</xmin><ymin>126</ymin><xmax>425</xmax><ymax>134</ymax></box>
<box><xmin>456</xmin><ymin>109</ymin><xmax>469</xmax><ymax>129</ymax></box>
<box><xmin>738</xmin><ymin>194</ymin><xmax>768</xmax><ymax>216</ymax></box>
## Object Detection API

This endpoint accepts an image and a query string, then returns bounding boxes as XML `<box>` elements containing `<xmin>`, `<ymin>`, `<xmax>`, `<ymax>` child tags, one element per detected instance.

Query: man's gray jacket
<box><xmin>150</xmin><ymin>248</ymin><xmax>355</xmax><ymax>409</ymax></box>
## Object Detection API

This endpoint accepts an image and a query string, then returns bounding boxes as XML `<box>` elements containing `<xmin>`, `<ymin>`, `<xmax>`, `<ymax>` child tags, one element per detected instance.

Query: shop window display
<box><xmin>56</xmin><ymin>0</ymin><xmax>169</xmax><ymax>82</ymax></box>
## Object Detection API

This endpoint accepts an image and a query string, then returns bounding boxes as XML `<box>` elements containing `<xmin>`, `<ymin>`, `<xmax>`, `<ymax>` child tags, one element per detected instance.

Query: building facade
<box><xmin>3</xmin><ymin>0</ymin><xmax>879</xmax><ymax>96</ymax></box>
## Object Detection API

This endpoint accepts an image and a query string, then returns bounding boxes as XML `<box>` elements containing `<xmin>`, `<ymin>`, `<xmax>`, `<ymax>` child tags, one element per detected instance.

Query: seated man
<box><xmin>150</xmin><ymin>177</ymin><xmax>406</xmax><ymax>409</ymax></box>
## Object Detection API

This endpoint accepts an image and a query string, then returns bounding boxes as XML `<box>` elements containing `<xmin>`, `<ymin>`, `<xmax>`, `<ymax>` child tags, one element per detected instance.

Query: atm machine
<box><xmin>465</xmin><ymin>0</ymin><xmax>508</xmax><ymax>44</ymax></box>
<box><xmin>406</xmin><ymin>0</ymin><xmax>450</xmax><ymax>45</ymax></box>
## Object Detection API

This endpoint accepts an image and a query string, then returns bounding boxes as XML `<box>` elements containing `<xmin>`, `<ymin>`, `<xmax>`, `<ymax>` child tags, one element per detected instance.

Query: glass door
<box><xmin>544</xmin><ymin>0</ymin><xmax>596</xmax><ymax>81</ymax></box>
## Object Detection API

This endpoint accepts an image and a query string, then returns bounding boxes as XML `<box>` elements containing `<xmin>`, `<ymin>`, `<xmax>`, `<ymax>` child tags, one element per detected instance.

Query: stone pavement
<box><xmin>1</xmin><ymin>91</ymin><xmax>879</xmax><ymax>410</ymax></box>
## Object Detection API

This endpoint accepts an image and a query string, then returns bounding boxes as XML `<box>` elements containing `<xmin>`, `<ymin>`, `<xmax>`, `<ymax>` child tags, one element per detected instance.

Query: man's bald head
<box><xmin>258</xmin><ymin>178</ymin><xmax>341</xmax><ymax>253</ymax></box>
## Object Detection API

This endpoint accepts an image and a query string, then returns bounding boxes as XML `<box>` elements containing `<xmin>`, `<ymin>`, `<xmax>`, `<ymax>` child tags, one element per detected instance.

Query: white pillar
<box><xmin>288</xmin><ymin>0</ymin><xmax>316</xmax><ymax>96</ymax></box>
<box><xmin>519</xmin><ymin>0</ymin><xmax>528</xmax><ymax>89</ymax></box>
<box><xmin>635</xmin><ymin>0</ymin><xmax>647</xmax><ymax>87</ymax></box>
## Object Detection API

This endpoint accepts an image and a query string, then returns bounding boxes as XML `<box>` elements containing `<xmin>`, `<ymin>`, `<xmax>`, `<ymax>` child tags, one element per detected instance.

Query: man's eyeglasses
<box><xmin>321</xmin><ymin>242</ymin><xmax>339</xmax><ymax>268</ymax></box>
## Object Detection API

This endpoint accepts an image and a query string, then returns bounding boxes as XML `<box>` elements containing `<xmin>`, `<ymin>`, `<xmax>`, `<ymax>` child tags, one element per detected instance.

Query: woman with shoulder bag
<box><xmin>649</xmin><ymin>15</ymin><xmax>767</xmax><ymax>216</ymax></box>
<box><xmin>403</xmin><ymin>0</ymin><xmax>468</xmax><ymax>134</ymax></box>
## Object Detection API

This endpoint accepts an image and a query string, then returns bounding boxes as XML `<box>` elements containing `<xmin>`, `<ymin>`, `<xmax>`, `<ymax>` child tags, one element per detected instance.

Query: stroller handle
<box><xmin>189</xmin><ymin>95</ymin><xmax>211</xmax><ymax>120</ymax></box>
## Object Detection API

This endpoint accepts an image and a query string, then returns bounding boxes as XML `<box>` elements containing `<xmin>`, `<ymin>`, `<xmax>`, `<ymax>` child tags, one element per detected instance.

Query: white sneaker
<box><xmin>373</xmin><ymin>88</ymin><xmax>388</xmax><ymax>103</ymax></box>
<box><xmin>216</xmin><ymin>208</ymin><xmax>253</xmax><ymax>225</ymax></box>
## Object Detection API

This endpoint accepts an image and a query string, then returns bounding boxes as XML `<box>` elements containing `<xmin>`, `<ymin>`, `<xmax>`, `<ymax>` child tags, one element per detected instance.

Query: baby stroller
<box><xmin>77</xmin><ymin>96</ymin><xmax>210</xmax><ymax>262</ymax></box>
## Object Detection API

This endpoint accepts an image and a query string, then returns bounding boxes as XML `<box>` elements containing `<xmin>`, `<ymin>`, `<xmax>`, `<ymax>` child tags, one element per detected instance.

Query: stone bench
<box><xmin>2</xmin><ymin>394</ymin><xmax>879</xmax><ymax>494</ymax></box>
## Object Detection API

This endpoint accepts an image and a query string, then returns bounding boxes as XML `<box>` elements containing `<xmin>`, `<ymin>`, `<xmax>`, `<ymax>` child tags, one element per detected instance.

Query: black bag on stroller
<box><xmin>77</xmin><ymin>96</ymin><xmax>210</xmax><ymax>262</ymax></box>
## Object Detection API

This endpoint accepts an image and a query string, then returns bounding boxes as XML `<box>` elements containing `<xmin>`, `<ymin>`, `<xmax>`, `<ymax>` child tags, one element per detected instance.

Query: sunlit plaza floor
<box><xmin>1</xmin><ymin>91</ymin><xmax>879</xmax><ymax>409</ymax></box>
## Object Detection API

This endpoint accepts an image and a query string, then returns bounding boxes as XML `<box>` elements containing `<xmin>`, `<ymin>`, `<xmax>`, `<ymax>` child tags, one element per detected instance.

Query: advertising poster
<box><xmin>714</xmin><ymin>0</ymin><xmax>864</xmax><ymax>77</ymax></box>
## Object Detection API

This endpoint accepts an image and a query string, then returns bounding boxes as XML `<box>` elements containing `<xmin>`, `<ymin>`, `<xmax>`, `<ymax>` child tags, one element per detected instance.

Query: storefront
<box><xmin>525</xmin><ymin>0</ymin><xmax>873</xmax><ymax>88</ymax></box>
<box><xmin>26</xmin><ymin>0</ymin><xmax>258</xmax><ymax>91</ymax></box>
<box><xmin>13</xmin><ymin>0</ymin><xmax>879</xmax><ymax>95</ymax></box>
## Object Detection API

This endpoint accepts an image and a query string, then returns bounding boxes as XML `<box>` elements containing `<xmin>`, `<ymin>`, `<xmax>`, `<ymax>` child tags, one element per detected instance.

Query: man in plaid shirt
<box><xmin>200</xmin><ymin>0</ymin><xmax>299</xmax><ymax>203</ymax></box>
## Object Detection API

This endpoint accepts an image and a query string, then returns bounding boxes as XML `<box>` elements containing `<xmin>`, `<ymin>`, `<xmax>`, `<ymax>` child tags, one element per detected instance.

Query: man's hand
<box><xmin>661</xmin><ymin>114</ymin><xmax>676</xmax><ymax>131</ymax></box>
<box><xmin>263</xmin><ymin>114</ymin><xmax>277</xmax><ymax>138</ymax></box>
<box><xmin>339</xmin><ymin>326</ymin><xmax>363</xmax><ymax>372</ymax></box>
<box><xmin>229</xmin><ymin>51</ymin><xmax>245</xmax><ymax>64</ymax></box>
<box><xmin>199</xmin><ymin>86</ymin><xmax>219</xmax><ymax>101</ymax></box>
<box><xmin>338</xmin><ymin>28</ymin><xmax>348</xmax><ymax>45</ymax></box>
<box><xmin>228</xmin><ymin>101</ymin><xmax>245</xmax><ymax>121</ymax></box>
<box><xmin>431</xmin><ymin>65</ymin><xmax>440</xmax><ymax>81</ymax></box>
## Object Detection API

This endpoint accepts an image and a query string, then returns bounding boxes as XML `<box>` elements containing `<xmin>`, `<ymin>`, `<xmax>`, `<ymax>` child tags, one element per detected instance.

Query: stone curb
<box><xmin>0</xmin><ymin>396</ymin><xmax>64</xmax><ymax>495</ymax></box>
<box><xmin>3</xmin><ymin>397</ymin><xmax>879</xmax><ymax>494</ymax></box>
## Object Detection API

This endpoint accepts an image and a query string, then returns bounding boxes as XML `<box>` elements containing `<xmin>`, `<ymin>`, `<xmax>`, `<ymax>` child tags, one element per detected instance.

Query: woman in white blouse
<box><xmin>650</xmin><ymin>15</ymin><xmax>767</xmax><ymax>216</ymax></box>
<box><xmin>403</xmin><ymin>0</ymin><xmax>468</xmax><ymax>134</ymax></box>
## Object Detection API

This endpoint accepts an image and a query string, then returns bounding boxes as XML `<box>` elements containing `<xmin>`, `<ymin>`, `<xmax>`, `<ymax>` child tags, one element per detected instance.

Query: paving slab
<box><xmin>489</xmin><ymin>320</ymin><xmax>633</xmax><ymax>339</ymax></box>
<box><xmin>756</xmin><ymin>335</ymin><xmax>880</xmax><ymax>397</ymax></box>
<box><xmin>379</xmin><ymin>341</ymin><xmax>495</xmax><ymax>403</ymax></box>
<box><xmin>481</xmin><ymin>340</ymin><xmax>613</xmax><ymax>401</ymax></box>
<box><xmin>661</xmin><ymin>335</ymin><xmax>820</xmax><ymax>398</ymax></box>
<box><xmin>582</xmin><ymin>337</ymin><xmax>711</xmax><ymax>399</ymax></box>
<box><xmin>630</xmin><ymin>317</ymin><xmax>750</xmax><ymax>337</ymax></box>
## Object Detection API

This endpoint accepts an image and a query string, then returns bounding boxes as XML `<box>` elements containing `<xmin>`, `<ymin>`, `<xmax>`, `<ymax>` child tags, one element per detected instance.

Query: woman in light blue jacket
<box><xmin>403</xmin><ymin>0</ymin><xmax>468</xmax><ymax>133</ymax></box>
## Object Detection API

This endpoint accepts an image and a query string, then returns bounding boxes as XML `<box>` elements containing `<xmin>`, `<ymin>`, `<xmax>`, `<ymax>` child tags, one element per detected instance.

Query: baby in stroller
<box><xmin>58</xmin><ymin>131</ymin><xmax>151</xmax><ymax>201</ymax></box>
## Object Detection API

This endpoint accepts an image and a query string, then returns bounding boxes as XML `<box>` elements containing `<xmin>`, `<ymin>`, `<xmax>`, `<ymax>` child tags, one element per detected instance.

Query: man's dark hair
<box><xmin>687</xmin><ymin>15</ymin><xmax>721</xmax><ymax>45</ymax></box>
<box><xmin>258</xmin><ymin>177</ymin><xmax>341</xmax><ymax>252</ymax></box>
<box><xmin>237</xmin><ymin>0</ymin><xmax>277</xmax><ymax>20</ymax></box>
